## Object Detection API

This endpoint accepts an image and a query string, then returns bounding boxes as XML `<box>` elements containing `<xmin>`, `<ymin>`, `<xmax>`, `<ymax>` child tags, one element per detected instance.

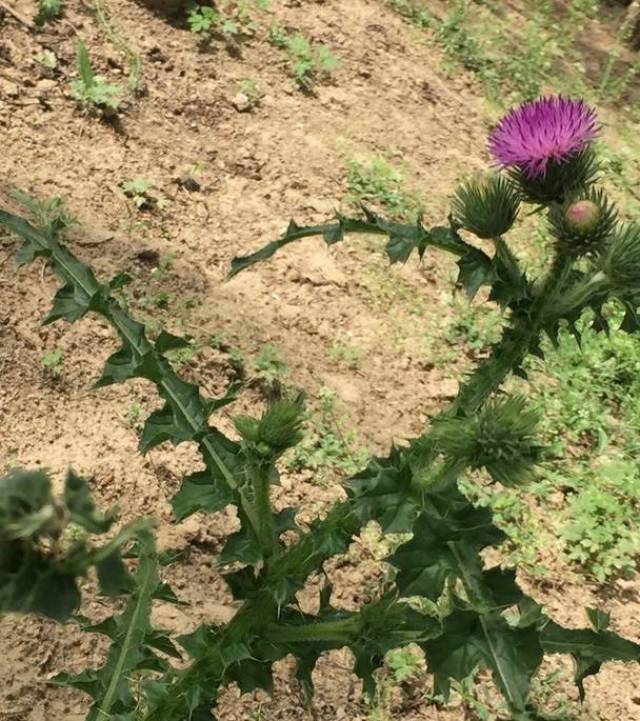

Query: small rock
<box><xmin>176</xmin><ymin>174</ymin><xmax>200</xmax><ymax>192</ymax></box>
<box><xmin>36</xmin><ymin>78</ymin><xmax>56</xmax><ymax>95</ymax></box>
<box><xmin>430</xmin><ymin>378</ymin><xmax>458</xmax><ymax>399</ymax></box>
<box><xmin>231</xmin><ymin>91</ymin><xmax>252</xmax><ymax>112</ymax></box>
<box><xmin>0</xmin><ymin>79</ymin><xmax>19</xmax><ymax>98</ymax></box>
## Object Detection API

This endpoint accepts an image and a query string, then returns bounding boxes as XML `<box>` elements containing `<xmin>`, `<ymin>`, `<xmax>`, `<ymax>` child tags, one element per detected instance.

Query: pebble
<box><xmin>231</xmin><ymin>91</ymin><xmax>252</xmax><ymax>112</ymax></box>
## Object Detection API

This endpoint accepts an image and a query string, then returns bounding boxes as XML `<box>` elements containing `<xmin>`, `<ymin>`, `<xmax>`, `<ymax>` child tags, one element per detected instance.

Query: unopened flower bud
<box><xmin>602</xmin><ymin>224</ymin><xmax>640</xmax><ymax>290</ymax></box>
<box><xmin>549</xmin><ymin>189</ymin><xmax>617</xmax><ymax>255</ymax></box>
<box><xmin>565</xmin><ymin>200</ymin><xmax>600</xmax><ymax>233</ymax></box>
<box><xmin>451</xmin><ymin>172</ymin><xmax>520</xmax><ymax>239</ymax></box>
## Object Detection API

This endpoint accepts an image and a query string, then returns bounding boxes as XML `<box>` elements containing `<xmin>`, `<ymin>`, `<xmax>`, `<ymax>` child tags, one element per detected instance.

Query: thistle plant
<box><xmin>2</xmin><ymin>95</ymin><xmax>640</xmax><ymax>721</ymax></box>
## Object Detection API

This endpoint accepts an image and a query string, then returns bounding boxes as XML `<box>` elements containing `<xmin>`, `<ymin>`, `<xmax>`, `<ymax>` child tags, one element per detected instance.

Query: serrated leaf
<box><xmin>155</xmin><ymin>330</ymin><xmax>191</xmax><ymax>354</ymax></box>
<box><xmin>171</xmin><ymin>469</ymin><xmax>235</xmax><ymax>520</ymax></box>
<box><xmin>457</xmin><ymin>248</ymin><xmax>494</xmax><ymax>299</ymax></box>
<box><xmin>44</xmin><ymin>281</ymin><xmax>95</xmax><ymax>324</ymax></box>
<box><xmin>539</xmin><ymin>620</ymin><xmax>640</xmax><ymax>700</ymax></box>
<box><xmin>423</xmin><ymin>609</ymin><xmax>543</xmax><ymax>710</ymax></box>
<box><xmin>391</xmin><ymin>483</ymin><xmax>505</xmax><ymax>601</ymax></box>
<box><xmin>140</xmin><ymin>376</ymin><xmax>206</xmax><ymax>452</ymax></box>
<box><xmin>64</xmin><ymin>470</ymin><xmax>113</xmax><ymax>533</ymax></box>
<box><xmin>348</xmin><ymin>450</ymin><xmax>420</xmax><ymax>533</ymax></box>
<box><xmin>55</xmin><ymin>530</ymin><xmax>168</xmax><ymax>720</ymax></box>
<box><xmin>229</xmin><ymin>212</ymin><xmax>471</xmax><ymax>278</ymax></box>
<box><xmin>220</xmin><ymin>523</ymin><xmax>261</xmax><ymax>566</ymax></box>
<box><xmin>384</xmin><ymin>223</ymin><xmax>425</xmax><ymax>264</ymax></box>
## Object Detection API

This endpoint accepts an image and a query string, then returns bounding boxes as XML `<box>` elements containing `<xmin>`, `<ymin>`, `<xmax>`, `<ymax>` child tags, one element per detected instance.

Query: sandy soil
<box><xmin>0</xmin><ymin>1</ymin><xmax>639</xmax><ymax>719</ymax></box>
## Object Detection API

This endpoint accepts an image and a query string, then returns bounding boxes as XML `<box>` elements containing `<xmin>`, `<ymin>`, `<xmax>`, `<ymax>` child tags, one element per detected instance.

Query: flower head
<box><xmin>488</xmin><ymin>96</ymin><xmax>599</xmax><ymax>179</ymax></box>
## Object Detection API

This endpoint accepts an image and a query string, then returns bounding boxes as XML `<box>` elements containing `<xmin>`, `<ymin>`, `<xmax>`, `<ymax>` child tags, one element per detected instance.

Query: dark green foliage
<box><xmin>0</xmin><ymin>468</ymin><xmax>139</xmax><ymax>620</ymax></box>
<box><xmin>52</xmin><ymin>530</ymin><xmax>178</xmax><ymax>720</ymax></box>
<box><xmin>602</xmin><ymin>223</ymin><xmax>640</xmax><ymax>288</ymax></box>
<box><xmin>3</xmin><ymin>156</ymin><xmax>640</xmax><ymax>721</ymax></box>
<box><xmin>35</xmin><ymin>0</ymin><xmax>62</xmax><ymax>25</ymax></box>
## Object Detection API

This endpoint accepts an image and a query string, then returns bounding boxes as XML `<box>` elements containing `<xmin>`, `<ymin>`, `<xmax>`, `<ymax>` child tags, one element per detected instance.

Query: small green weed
<box><xmin>285</xmin><ymin>386</ymin><xmax>369</xmax><ymax>484</ymax></box>
<box><xmin>11</xmin><ymin>190</ymin><xmax>78</xmax><ymax>239</ymax></box>
<box><xmin>238</xmin><ymin>78</ymin><xmax>260</xmax><ymax>108</ymax></box>
<box><xmin>387</xmin><ymin>0</ymin><xmax>432</xmax><ymax>28</ymax></box>
<box><xmin>35</xmin><ymin>0</ymin><xmax>62</xmax><ymax>25</ymax></box>
<box><xmin>121</xmin><ymin>178</ymin><xmax>169</xmax><ymax>210</ymax></box>
<box><xmin>41</xmin><ymin>348</ymin><xmax>64</xmax><ymax>378</ymax></box>
<box><xmin>346</xmin><ymin>155</ymin><xmax>423</xmax><ymax>220</ymax></box>
<box><xmin>70</xmin><ymin>42</ymin><xmax>121</xmax><ymax>114</ymax></box>
<box><xmin>445</xmin><ymin>301</ymin><xmax>503</xmax><ymax>355</ymax></box>
<box><xmin>328</xmin><ymin>338</ymin><xmax>364</xmax><ymax>369</ymax></box>
<box><xmin>251</xmin><ymin>343</ymin><xmax>289</xmax><ymax>392</ymax></box>
<box><xmin>166</xmin><ymin>344</ymin><xmax>200</xmax><ymax>371</ymax></box>
<box><xmin>269</xmin><ymin>25</ymin><xmax>339</xmax><ymax>89</ymax></box>
<box><xmin>384</xmin><ymin>646</ymin><xmax>422</xmax><ymax>683</ymax></box>
<box><xmin>126</xmin><ymin>402</ymin><xmax>145</xmax><ymax>431</ymax></box>
<box><xmin>187</xmin><ymin>0</ymin><xmax>268</xmax><ymax>43</ymax></box>
<box><xmin>34</xmin><ymin>49</ymin><xmax>58</xmax><ymax>72</ymax></box>
<box><xmin>562</xmin><ymin>458</ymin><xmax>640</xmax><ymax>581</ymax></box>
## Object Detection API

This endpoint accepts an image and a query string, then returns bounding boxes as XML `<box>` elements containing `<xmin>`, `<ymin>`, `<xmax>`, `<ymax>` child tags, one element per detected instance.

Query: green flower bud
<box><xmin>451</xmin><ymin>172</ymin><xmax>520</xmax><ymax>239</ymax></box>
<box><xmin>432</xmin><ymin>396</ymin><xmax>540</xmax><ymax>486</ymax></box>
<box><xmin>233</xmin><ymin>395</ymin><xmax>305</xmax><ymax>457</ymax></box>
<box><xmin>602</xmin><ymin>224</ymin><xmax>640</xmax><ymax>290</ymax></box>
<box><xmin>549</xmin><ymin>188</ymin><xmax>617</xmax><ymax>255</ymax></box>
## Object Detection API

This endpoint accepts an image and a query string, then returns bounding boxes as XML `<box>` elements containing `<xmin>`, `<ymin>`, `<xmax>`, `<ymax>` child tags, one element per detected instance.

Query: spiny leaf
<box><xmin>539</xmin><ymin>620</ymin><xmax>640</xmax><ymax>700</ymax></box>
<box><xmin>458</xmin><ymin>247</ymin><xmax>494</xmax><ymax>299</ymax></box>
<box><xmin>229</xmin><ymin>211</ymin><xmax>473</xmax><ymax>278</ymax></box>
<box><xmin>0</xmin><ymin>210</ymin><xmax>244</xmax><ymax>553</ymax></box>
<box><xmin>52</xmin><ymin>531</ymin><xmax>168</xmax><ymax>719</ymax></box>
<box><xmin>423</xmin><ymin>609</ymin><xmax>543</xmax><ymax>710</ymax></box>
<box><xmin>0</xmin><ymin>468</ymin><xmax>134</xmax><ymax>620</ymax></box>
<box><xmin>348</xmin><ymin>449</ymin><xmax>421</xmax><ymax>533</ymax></box>
<box><xmin>391</xmin><ymin>482</ymin><xmax>505</xmax><ymax>601</ymax></box>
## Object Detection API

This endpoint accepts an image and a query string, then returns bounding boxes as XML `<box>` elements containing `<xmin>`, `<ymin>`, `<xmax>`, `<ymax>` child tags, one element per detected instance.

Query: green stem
<box><xmin>264</xmin><ymin>617</ymin><xmax>359</xmax><ymax>645</ymax></box>
<box><xmin>552</xmin><ymin>270</ymin><xmax>609</xmax><ymax>319</ymax></box>
<box><xmin>250</xmin><ymin>461</ymin><xmax>277</xmax><ymax>559</ymax></box>
<box><xmin>448</xmin><ymin>251</ymin><xmax>572</xmax><ymax>417</ymax></box>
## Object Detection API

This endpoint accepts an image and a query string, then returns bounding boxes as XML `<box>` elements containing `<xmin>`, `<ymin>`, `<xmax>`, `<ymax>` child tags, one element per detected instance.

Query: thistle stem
<box><xmin>448</xmin><ymin>251</ymin><xmax>573</xmax><ymax>417</ymax></box>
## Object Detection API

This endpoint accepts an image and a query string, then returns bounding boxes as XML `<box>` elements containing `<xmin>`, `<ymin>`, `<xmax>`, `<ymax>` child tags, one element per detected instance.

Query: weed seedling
<box><xmin>346</xmin><ymin>155</ymin><xmax>423</xmax><ymax>220</ymax></box>
<box><xmin>35</xmin><ymin>0</ymin><xmax>62</xmax><ymax>26</ymax></box>
<box><xmin>239</xmin><ymin>78</ymin><xmax>260</xmax><ymax>108</ymax></box>
<box><xmin>70</xmin><ymin>42</ymin><xmax>121</xmax><ymax>114</ymax></box>
<box><xmin>41</xmin><ymin>348</ymin><xmax>64</xmax><ymax>378</ymax></box>
<box><xmin>121</xmin><ymin>178</ymin><xmax>169</xmax><ymax>210</ymax></box>
<box><xmin>251</xmin><ymin>343</ymin><xmax>289</xmax><ymax>396</ymax></box>
<box><xmin>269</xmin><ymin>25</ymin><xmax>339</xmax><ymax>89</ymax></box>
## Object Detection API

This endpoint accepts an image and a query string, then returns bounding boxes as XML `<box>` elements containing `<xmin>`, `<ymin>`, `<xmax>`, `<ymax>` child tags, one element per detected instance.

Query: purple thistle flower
<box><xmin>488</xmin><ymin>96</ymin><xmax>599</xmax><ymax>178</ymax></box>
